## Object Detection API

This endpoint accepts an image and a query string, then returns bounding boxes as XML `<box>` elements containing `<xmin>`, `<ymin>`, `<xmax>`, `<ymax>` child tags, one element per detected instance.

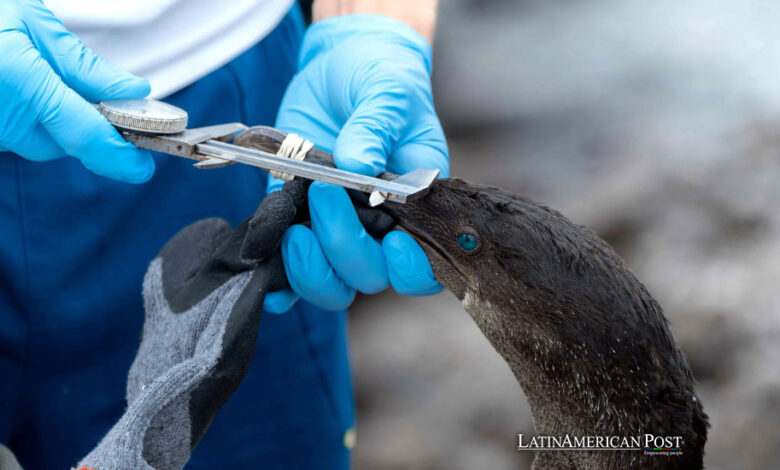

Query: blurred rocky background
<box><xmin>349</xmin><ymin>0</ymin><xmax>780</xmax><ymax>469</ymax></box>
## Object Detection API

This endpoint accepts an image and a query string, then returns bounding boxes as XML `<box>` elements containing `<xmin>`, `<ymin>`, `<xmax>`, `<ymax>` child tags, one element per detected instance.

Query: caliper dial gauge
<box><xmin>97</xmin><ymin>98</ymin><xmax>188</xmax><ymax>134</ymax></box>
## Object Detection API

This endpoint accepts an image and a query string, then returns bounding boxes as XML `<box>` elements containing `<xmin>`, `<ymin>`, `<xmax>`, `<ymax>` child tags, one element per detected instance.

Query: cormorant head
<box><xmin>384</xmin><ymin>178</ymin><xmax>614</xmax><ymax>312</ymax></box>
<box><xmin>383</xmin><ymin>177</ymin><xmax>654</xmax><ymax>356</ymax></box>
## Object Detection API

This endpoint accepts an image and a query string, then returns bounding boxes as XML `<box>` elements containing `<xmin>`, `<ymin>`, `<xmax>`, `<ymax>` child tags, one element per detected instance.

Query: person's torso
<box><xmin>44</xmin><ymin>0</ymin><xmax>295</xmax><ymax>97</ymax></box>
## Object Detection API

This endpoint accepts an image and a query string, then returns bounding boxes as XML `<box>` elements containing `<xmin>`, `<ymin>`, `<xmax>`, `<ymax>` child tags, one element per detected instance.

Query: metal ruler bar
<box><xmin>196</xmin><ymin>140</ymin><xmax>421</xmax><ymax>203</ymax></box>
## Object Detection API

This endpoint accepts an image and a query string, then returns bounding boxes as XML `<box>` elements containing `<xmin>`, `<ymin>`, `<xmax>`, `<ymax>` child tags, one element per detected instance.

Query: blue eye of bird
<box><xmin>458</xmin><ymin>232</ymin><xmax>479</xmax><ymax>252</ymax></box>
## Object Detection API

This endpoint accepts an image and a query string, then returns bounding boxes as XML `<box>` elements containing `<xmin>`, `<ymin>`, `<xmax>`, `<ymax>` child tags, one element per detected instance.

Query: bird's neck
<box><xmin>461</xmin><ymin>296</ymin><xmax>705</xmax><ymax>469</ymax></box>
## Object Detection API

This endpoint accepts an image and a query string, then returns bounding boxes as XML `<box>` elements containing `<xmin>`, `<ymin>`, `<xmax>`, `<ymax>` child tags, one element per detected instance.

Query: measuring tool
<box><xmin>97</xmin><ymin>99</ymin><xmax>438</xmax><ymax>206</ymax></box>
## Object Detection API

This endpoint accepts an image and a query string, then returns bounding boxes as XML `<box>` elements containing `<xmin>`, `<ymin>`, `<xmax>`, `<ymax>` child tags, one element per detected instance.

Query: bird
<box><xmin>382</xmin><ymin>178</ymin><xmax>709</xmax><ymax>470</ymax></box>
<box><xmin>233</xmin><ymin>126</ymin><xmax>708</xmax><ymax>469</ymax></box>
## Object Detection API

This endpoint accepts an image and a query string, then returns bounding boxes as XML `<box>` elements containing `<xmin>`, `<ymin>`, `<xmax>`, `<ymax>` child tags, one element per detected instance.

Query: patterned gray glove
<box><xmin>0</xmin><ymin>444</ymin><xmax>22</xmax><ymax>470</ymax></box>
<box><xmin>78</xmin><ymin>125</ymin><xmax>398</xmax><ymax>470</ymax></box>
<box><xmin>77</xmin><ymin>189</ymin><xmax>295</xmax><ymax>470</ymax></box>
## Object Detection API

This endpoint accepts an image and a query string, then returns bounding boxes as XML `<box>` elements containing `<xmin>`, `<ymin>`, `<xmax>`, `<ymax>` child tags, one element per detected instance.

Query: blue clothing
<box><xmin>0</xmin><ymin>5</ymin><xmax>353</xmax><ymax>469</ymax></box>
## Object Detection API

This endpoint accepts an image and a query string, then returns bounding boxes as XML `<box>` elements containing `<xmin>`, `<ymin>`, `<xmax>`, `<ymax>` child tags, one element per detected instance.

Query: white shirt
<box><xmin>45</xmin><ymin>0</ymin><xmax>295</xmax><ymax>98</ymax></box>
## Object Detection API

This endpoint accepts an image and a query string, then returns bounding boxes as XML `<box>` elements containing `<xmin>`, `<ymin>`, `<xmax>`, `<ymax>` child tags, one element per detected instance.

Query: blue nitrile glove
<box><xmin>263</xmin><ymin>14</ymin><xmax>448</xmax><ymax>313</ymax></box>
<box><xmin>0</xmin><ymin>0</ymin><xmax>154</xmax><ymax>183</ymax></box>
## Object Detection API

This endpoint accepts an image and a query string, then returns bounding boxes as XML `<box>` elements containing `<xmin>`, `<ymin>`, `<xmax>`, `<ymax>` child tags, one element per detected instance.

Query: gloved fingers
<box><xmin>7</xmin><ymin>122</ymin><xmax>65</xmax><ymax>161</ymax></box>
<box><xmin>269</xmin><ymin>82</ymin><xmax>340</xmax><ymax>194</ymax></box>
<box><xmin>158</xmin><ymin>218</ymin><xmax>233</xmax><ymax>292</ymax></box>
<box><xmin>387</xmin><ymin>122</ymin><xmax>450</xmax><ymax>178</ymax></box>
<box><xmin>0</xmin><ymin>59</ymin><xmax>64</xmax><ymax>161</ymax></box>
<box><xmin>241</xmin><ymin>190</ymin><xmax>296</xmax><ymax>262</ymax></box>
<box><xmin>275</xmin><ymin>77</ymin><xmax>340</xmax><ymax>153</ymax></box>
<box><xmin>160</xmin><ymin>188</ymin><xmax>298</xmax><ymax>313</ymax></box>
<box><xmin>3</xmin><ymin>31</ymin><xmax>155</xmax><ymax>182</ymax></box>
<box><xmin>383</xmin><ymin>231</ymin><xmax>443</xmax><ymax>296</ymax></box>
<box><xmin>41</xmin><ymin>82</ymin><xmax>155</xmax><ymax>182</ymax></box>
<box><xmin>53</xmin><ymin>85</ymin><xmax>155</xmax><ymax>182</ymax></box>
<box><xmin>355</xmin><ymin>205</ymin><xmax>397</xmax><ymax>238</ymax></box>
<box><xmin>263</xmin><ymin>289</ymin><xmax>300</xmax><ymax>314</ymax></box>
<box><xmin>375</xmin><ymin>118</ymin><xmax>447</xmax><ymax>292</ymax></box>
<box><xmin>282</xmin><ymin>178</ymin><xmax>311</xmax><ymax>219</ymax></box>
<box><xmin>25</xmin><ymin>0</ymin><xmax>150</xmax><ymax>101</ymax></box>
<box><xmin>308</xmin><ymin>182</ymin><xmax>390</xmax><ymax>294</ymax></box>
<box><xmin>281</xmin><ymin>224</ymin><xmax>356</xmax><ymax>311</ymax></box>
<box><xmin>332</xmin><ymin>80</ymin><xmax>412</xmax><ymax>176</ymax></box>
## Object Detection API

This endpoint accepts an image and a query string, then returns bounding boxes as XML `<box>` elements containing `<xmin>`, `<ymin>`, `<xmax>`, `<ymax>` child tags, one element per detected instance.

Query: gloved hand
<box><xmin>0</xmin><ymin>0</ymin><xmax>154</xmax><ymax>183</ymax></box>
<box><xmin>265</xmin><ymin>14</ymin><xmax>449</xmax><ymax>312</ymax></box>
<box><xmin>78</xmin><ymin>190</ymin><xmax>296</xmax><ymax>470</ymax></box>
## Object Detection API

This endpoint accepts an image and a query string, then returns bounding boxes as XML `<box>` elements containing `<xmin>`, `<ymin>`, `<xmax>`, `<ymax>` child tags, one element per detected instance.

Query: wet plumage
<box><xmin>384</xmin><ymin>178</ymin><xmax>708</xmax><ymax>470</ymax></box>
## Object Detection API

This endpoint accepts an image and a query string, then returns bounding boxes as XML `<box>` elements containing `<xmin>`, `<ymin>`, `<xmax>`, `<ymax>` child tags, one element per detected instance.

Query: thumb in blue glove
<box><xmin>264</xmin><ymin>14</ymin><xmax>448</xmax><ymax>312</ymax></box>
<box><xmin>0</xmin><ymin>0</ymin><xmax>154</xmax><ymax>183</ymax></box>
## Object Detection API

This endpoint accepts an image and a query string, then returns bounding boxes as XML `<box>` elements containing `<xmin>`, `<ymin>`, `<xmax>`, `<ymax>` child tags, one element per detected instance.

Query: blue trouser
<box><xmin>0</xmin><ymin>6</ymin><xmax>354</xmax><ymax>469</ymax></box>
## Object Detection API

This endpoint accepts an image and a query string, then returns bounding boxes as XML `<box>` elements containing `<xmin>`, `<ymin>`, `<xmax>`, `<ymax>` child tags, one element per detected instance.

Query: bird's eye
<box><xmin>457</xmin><ymin>232</ymin><xmax>479</xmax><ymax>252</ymax></box>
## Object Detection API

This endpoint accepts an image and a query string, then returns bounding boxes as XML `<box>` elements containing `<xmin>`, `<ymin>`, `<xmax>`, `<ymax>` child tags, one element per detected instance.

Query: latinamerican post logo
<box><xmin>517</xmin><ymin>434</ymin><xmax>683</xmax><ymax>456</ymax></box>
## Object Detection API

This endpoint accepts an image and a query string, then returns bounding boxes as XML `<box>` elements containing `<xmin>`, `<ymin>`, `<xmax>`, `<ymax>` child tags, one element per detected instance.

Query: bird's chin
<box><xmin>397</xmin><ymin>228</ymin><xmax>473</xmax><ymax>301</ymax></box>
<box><xmin>422</xmin><ymin>247</ymin><xmax>470</xmax><ymax>300</ymax></box>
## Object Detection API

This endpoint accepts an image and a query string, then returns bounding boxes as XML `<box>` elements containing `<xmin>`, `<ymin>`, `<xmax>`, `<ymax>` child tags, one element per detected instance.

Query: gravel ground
<box><xmin>349</xmin><ymin>1</ymin><xmax>780</xmax><ymax>468</ymax></box>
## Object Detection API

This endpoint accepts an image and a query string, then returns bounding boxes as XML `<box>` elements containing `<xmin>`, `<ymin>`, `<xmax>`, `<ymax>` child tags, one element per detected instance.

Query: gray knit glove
<box><xmin>0</xmin><ymin>444</ymin><xmax>22</xmax><ymax>470</ymax></box>
<box><xmin>78</xmin><ymin>125</ymin><xmax>398</xmax><ymax>470</ymax></box>
<box><xmin>78</xmin><ymin>189</ymin><xmax>296</xmax><ymax>470</ymax></box>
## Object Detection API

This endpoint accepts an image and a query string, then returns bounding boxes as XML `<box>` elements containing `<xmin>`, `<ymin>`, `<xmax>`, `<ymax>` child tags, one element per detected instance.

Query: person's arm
<box><xmin>313</xmin><ymin>0</ymin><xmax>439</xmax><ymax>43</ymax></box>
<box><xmin>262</xmin><ymin>0</ymin><xmax>448</xmax><ymax>313</ymax></box>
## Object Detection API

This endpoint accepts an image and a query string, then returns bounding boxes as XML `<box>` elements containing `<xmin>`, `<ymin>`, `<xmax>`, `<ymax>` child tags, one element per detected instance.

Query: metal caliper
<box><xmin>97</xmin><ymin>98</ymin><xmax>438</xmax><ymax>206</ymax></box>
